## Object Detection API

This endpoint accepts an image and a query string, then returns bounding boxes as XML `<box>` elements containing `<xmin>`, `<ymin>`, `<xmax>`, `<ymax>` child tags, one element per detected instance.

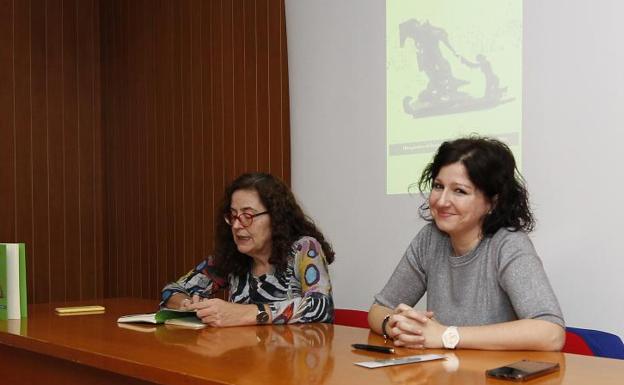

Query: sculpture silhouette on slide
<box><xmin>399</xmin><ymin>19</ymin><xmax>514</xmax><ymax>119</ymax></box>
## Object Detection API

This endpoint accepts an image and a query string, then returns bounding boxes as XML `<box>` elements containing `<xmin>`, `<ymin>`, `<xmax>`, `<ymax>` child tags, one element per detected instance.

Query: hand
<box><xmin>178</xmin><ymin>294</ymin><xmax>206</xmax><ymax>310</ymax></box>
<box><xmin>388</xmin><ymin>304</ymin><xmax>435</xmax><ymax>349</ymax></box>
<box><xmin>397</xmin><ymin>305</ymin><xmax>446</xmax><ymax>349</ymax></box>
<box><xmin>189</xmin><ymin>298</ymin><xmax>256</xmax><ymax>327</ymax></box>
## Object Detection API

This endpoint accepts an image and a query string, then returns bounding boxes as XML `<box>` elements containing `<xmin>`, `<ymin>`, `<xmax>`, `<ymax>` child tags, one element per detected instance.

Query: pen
<box><xmin>351</xmin><ymin>343</ymin><xmax>395</xmax><ymax>354</ymax></box>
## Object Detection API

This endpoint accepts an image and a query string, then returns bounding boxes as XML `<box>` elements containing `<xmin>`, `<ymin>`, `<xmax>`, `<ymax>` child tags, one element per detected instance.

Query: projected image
<box><xmin>400</xmin><ymin>19</ymin><xmax>513</xmax><ymax>118</ymax></box>
<box><xmin>387</xmin><ymin>0</ymin><xmax>522</xmax><ymax>194</ymax></box>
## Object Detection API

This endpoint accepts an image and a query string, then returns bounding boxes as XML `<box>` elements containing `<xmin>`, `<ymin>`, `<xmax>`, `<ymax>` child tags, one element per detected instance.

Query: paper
<box><xmin>355</xmin><ymin>354</ymin><xmax>446</xmax><ymax>369</ymax></box>
<box><xmin>116</xmin><ymin>312</ymin><xmax>160</xmax><ymax>324</ymax></box>
<box><xmin>164</xmin><ymin>316</ymin><xmax>206</xmax><ymax>329</ymax></box>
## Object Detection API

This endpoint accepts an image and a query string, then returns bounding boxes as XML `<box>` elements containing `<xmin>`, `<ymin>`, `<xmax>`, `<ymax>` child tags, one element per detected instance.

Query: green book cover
<box><xmin>155</xmin><ymin>309</ymin><xmax>197</xmax><ymax>323</ymax></box>
<box><xmin>0</xmin><ymin>243</ymin><xmax>27</xmax><ymax>319</ymax></box>
<box><xmin>0</xmin><ymin>244</ymin><xmax>7</xmax><ymax>320</ymax></box>
<box><xmin>18</xmin><ymin>243</ymin><xmax>27</xmax><ymax>318</ymax></box>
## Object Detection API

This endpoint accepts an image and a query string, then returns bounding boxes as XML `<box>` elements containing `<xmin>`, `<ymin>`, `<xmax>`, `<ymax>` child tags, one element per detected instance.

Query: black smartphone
<box><xmin>485</xmin><ymin>360</ymin><xmax>560</xmax><ymax>381</ymax></box>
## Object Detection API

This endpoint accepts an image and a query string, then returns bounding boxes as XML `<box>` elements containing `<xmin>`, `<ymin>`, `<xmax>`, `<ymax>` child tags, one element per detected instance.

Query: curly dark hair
<box><xmin>417</xmin><ymin>136</ymin><xmax>535</xmax><ymax>235</ymax></box>
<box><xmin>214</xmin><ymin>173</ymin><xmax>335</xmax><ymax>277</ymax></box>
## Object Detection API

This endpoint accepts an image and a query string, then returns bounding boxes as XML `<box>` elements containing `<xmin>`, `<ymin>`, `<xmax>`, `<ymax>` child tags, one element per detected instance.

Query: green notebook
<box><xmin>117</xmin><ymin>308</ymin><xmax>198</xmax><ymax>324</ymax></box>
<box><xmin>0</xmin><ymin>244</ymin><xmax>7</xmax><ymax>320</ymax></box>
<box><xmin>0</xmin><ymin>243</ymin><xmax>27</xmax><ymax>319</ymax></box>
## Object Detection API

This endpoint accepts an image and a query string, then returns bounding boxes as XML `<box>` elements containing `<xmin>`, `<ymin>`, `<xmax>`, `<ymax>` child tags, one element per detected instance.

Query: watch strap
<box><xmin>381</xmin><ymin>314</ymin><xmax>392</xmax><ymax>340</ymax></box>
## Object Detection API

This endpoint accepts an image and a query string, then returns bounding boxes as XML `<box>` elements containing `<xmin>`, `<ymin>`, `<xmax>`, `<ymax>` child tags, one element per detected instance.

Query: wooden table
<box><xmin>0</xmin><ymin>298</ymin><xmax>622</xmax><ymax>385</ymax></box>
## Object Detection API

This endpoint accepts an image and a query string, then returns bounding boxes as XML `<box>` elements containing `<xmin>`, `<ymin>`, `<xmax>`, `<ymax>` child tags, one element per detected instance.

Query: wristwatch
<box><xmin>256</xmin><ymin>303</ymin><xmax>269</xmax><ymax>324</ymax></box>
<box><xmin>381</xmin><ymin>314</ymin><xmax>392</xmax><ymax>341</ymax></box>
<box><xmin>442</xmin><ymin>326</ymin><xmax>460</xmax><ymax>349</ymax></box>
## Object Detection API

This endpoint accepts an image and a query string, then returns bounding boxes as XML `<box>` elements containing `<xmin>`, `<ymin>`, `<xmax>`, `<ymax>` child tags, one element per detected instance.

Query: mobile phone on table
<box><xmin>485</xmin><ymin>360</ymin><xmax>559</xmax><ymax>381</ymax></box>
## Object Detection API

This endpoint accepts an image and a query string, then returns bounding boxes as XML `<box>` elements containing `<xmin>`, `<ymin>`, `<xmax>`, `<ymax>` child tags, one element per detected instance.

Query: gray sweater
<box><xmin>374</xmin><ymin>224</ymin><xmax>564</xmax><ymax>327</ymax></box>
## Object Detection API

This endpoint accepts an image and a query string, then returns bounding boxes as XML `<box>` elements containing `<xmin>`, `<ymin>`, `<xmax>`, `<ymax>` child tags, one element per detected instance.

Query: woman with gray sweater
<box><xmin>369</xmin><ymin>137</ymin><xmax>564</xmax><ymax>351</ymax></box>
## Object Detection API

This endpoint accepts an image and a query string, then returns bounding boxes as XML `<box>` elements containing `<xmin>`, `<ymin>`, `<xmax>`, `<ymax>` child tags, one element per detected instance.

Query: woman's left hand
<box><xmin>393</xmin><ymin>304</ymin><xmax>446</xmax><ymax>349</ymax></box>
<box><xmin>190</xmin><ymin>299</ymin><xmax>257</xmax><ymax>327</ymax></box>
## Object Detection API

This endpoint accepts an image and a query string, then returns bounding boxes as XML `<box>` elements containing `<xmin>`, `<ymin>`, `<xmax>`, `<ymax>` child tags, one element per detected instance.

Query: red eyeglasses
<box><xmin>224</xmin><ymin>211</ymin><xmax>269</xmax><ymax>227</ymax></box>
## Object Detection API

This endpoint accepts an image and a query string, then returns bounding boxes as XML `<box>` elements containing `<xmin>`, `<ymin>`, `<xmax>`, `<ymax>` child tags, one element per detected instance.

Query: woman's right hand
<box><xmin>389</xmin><ymin>303</ymin><xmax>434</xmax><ymax>349</ymax></box>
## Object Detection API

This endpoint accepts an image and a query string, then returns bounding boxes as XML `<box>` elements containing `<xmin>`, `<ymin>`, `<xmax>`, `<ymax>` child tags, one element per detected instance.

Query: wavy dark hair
<box><xmin>214</xmin><ymin>173</ymin><xmax>335</xmax><ymax>277</ymax></box>
<box><xmin>417</xmin><ymin>136</ymin><xmax>534</xmax><ymax>235</ymax></box>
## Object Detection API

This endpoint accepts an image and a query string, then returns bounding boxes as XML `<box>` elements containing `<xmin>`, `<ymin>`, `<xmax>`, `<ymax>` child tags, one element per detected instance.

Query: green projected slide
<box><xmin>387</xmin><ymin>0</ymin><xmax>522</xmax><ymax>194</ymax></box>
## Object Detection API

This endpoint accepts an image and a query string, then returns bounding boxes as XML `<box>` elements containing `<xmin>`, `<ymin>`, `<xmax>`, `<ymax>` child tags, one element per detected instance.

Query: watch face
<box><xmin>443</xmin><ymin>327</ymin><xmax>459</xmax><ymax>348</ymax></box>
<box><xmin>257</xmin><ymin>310</ymin><xmax>269</xmax><ymax>324</ymax></box>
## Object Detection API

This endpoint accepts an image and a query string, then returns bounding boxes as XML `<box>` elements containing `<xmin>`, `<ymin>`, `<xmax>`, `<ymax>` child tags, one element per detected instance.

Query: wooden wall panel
<box><xmin>1</xmin><ymin>0</ymin><xmax>289</xmax><ymax>303</ymax></box>
<box><xmin>0</xmin><ymin>0</ymin><xmax>17</xmax><ymax>264</ymax></box>
<box><xmin>31</xmin><ymin>0</ymin><xmax>51</xmax><ymax>304</ymax></box>
<box><xmin>100</xmin><ymin>0</ymin><xmax>291</xmax><ymax>299</ymax></box>
<box><xmin>0</xmin><ymin>0</ymin><xmax>104</xmax><ymax>303</ymax></box>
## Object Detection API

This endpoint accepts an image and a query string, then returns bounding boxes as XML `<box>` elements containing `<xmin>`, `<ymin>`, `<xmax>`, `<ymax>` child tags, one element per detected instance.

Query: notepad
<box><xmin>55</xmin><ymin>305</ymin><xmax>106</xmax><ymax>316</ymax></box>
<box><xmin>116</xmin><ymin>308</ymin><xmax>199</xmax><ymax>325</ymax></box>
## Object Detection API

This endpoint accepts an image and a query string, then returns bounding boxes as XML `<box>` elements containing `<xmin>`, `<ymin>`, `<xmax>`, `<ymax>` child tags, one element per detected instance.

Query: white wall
<box><xmin>285</xmin><ymin>0</ymin><xmax>624</xmax><ymax>338</ymax></box>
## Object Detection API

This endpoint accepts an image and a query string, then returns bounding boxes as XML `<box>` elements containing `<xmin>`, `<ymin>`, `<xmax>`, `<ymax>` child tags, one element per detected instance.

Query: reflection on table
<box><xmin>1</xmin><ymin>297</ymin><xmax>622</xmax><ymax>385</ymax></box>
<box><xmin>155</xmin><ymin>322</ymin><xmax>335</xmax><ymax>385</ymax></box>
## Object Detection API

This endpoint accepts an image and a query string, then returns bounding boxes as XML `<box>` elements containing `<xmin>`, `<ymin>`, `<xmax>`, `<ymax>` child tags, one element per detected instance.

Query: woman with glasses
<box><xmin>369</xmin><ymin>137</ymin><xmax>565</xmax><ymax>351</ymax></box>
<box><xmin>161</xmin><ymin>173</ymin><xmax>335</xmax><ymax>326</ymax></box>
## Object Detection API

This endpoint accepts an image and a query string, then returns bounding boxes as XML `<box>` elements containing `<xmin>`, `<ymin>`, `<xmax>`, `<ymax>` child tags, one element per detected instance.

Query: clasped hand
<box><xmin>386</xmin><ymin>303</ymin><xmax>445</xmax><ymax>349</ymax></box>
<box><xmin>183</xmin><ymin>295</ymin><xmax>253</xmax><ymax>327</ymax></box>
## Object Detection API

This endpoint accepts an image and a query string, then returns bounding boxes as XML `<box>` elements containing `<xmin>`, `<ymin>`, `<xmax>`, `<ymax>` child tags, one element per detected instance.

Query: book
<box><xmin>118</xmin><ymin>316</ymin><xmax>206</xmax><ymax>333</ymax></box>
<box><xmin>163</xmin><ymin>316</ymin><xmax>206</xmax><ymax>329</ymax></box>
<box><xmin>5</xmin><ymin>318</ymin><xmax>27</xmax><ymax>335</ymax></box>
<box><xmin>0</xmin><ymin>245</ymin><xmax>7</xmax><ymax>319</ymax></box>
<box><xmin>0</xmin><ymin>243</ymin><xmax>27</xmax><ymax>320</ymax></box>
<box><xmin>117</xmin><ymin>308</ymin><xmax>201</xmax><ymax>326</ymax></box>
<box><xmin>55</xmin><ymin>305</ymin><xmax>106</xmax><ymax>316</ymax></box>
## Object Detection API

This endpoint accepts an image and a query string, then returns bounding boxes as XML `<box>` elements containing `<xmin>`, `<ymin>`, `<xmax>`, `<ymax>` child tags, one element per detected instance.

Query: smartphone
<box><xmin>485</xmin><ymin>360</ymin><xmax>560</xmax><ymax>381</ymax></box>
